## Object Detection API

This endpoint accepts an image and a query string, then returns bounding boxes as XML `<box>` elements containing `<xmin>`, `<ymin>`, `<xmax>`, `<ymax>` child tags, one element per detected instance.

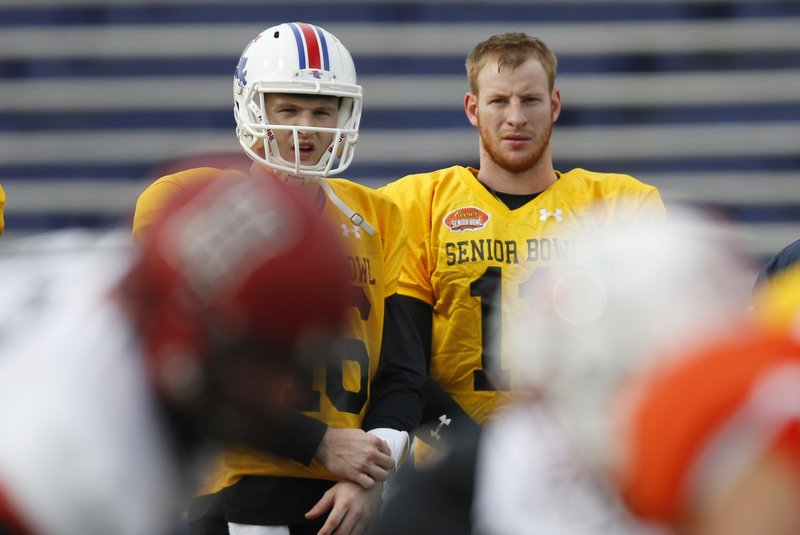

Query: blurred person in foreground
<box><xmin>379</xmin><ymin>32</ymin><xmax>666</xmax><ymax>456</ymax></box>
<box><xmin>376</xmin><ymin>206</ymin><xmax>758</xmax><ymax>534</ymax></box>
<box><xmin>618</xmin><ymin>263</ymin><xmax>800</xmax><ymax>535</ymax></box>
<box><xmin>133</xmin><ymin>22</ymin><xmax>425</xmax><ymax>535</ymax></box>
<box><xmin>0</xmin><ymin>175</ymin><xmax>351</xmax><ymax>535</ymax></box>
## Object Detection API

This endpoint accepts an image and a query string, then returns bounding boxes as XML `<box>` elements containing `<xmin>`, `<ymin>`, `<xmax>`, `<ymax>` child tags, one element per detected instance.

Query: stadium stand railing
<box><xmin>1</xmin><ymin>0</ymin><xmax>798</xmax><ymax>265</ymax></box>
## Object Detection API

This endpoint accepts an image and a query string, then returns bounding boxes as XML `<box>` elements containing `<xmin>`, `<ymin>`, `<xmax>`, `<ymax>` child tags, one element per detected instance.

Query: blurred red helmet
<box><xmin>123</xmin><ymin>173</ymin><xmax>350</xmax><ymax>426</ymax></box>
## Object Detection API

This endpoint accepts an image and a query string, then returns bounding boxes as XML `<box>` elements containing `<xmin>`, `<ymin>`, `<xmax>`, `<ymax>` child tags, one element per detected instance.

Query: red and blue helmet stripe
<box><xmin>288</xmin><ymin>22</ymin><xmax>330</xmax><ymax>71</ymax></box>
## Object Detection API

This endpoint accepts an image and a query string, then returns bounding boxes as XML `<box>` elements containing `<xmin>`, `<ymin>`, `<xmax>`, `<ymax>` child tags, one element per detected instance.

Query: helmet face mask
<box><xmin>233</xmin><ymin>22</ymin><xmax>362</xmax><ymax>181</ymax></box>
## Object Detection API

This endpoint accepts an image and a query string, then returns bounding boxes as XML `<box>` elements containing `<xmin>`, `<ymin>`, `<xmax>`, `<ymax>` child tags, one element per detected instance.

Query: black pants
<box><xmin>188</xmin><ymin>491</ymin><xmax>324</xmax><ymax>535</ymax></box>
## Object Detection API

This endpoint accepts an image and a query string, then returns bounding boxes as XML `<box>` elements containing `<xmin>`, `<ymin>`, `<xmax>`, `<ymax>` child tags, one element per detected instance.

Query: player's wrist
<box><xmin>366</xmin><ymin>428</ymin><xmax>410</xmax><ymax>474</ymax></box>
<box><xmin>314</xmin><ymin>425</ymin><xmax>336</xmax><ymax>462</ymax></box>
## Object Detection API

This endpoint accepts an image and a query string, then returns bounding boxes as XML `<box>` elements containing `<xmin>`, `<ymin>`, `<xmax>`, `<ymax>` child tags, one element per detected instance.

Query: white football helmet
<box><xmin>503</xmin><ymin>205</ymin><xmax>755</xmax><ymax>472</ymax></box>
<box><xmin>233</xmin><ymin>22</ymin><xmax>362</xmax><ymax>180</ymax></box>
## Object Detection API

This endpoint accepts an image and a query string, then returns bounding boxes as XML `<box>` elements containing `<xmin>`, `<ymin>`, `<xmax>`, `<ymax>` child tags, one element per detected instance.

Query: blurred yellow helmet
<box><xmin>752</xmin><ymin>263</ymin><xmax>800</xmax><ymax>337</ymax></box>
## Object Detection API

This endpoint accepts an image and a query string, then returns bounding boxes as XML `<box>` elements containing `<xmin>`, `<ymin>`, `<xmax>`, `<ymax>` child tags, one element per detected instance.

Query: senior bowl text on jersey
<box><xmin>381</xmin><ymin>165</ymin><xmax>666</xmax><ymax>425</ymax></box>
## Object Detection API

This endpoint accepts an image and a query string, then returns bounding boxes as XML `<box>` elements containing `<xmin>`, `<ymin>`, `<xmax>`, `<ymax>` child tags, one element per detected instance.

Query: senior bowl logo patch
<box><xmin>443</xmin><ymin>206</ymin><xmax>490</xmax><ymax>232</ymax></box>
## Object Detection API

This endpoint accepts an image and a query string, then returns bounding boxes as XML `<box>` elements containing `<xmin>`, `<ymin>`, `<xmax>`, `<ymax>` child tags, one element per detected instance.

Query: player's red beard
<box><xmin>479</xmin><ymin>118</ymin><xmax>554</xmax><ymax>174</ymax></box>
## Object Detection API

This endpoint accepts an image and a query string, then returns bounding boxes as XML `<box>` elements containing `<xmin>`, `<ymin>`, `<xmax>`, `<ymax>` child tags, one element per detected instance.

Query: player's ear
<box><xmin>464</xmin><ymin>92</ymin><xmax>479</xmax><ymax>127</ymax></box>
<box><xmin>551</xmin><ymin>89</ymin><xmax>561</xmax><ymax>123</ymax></box>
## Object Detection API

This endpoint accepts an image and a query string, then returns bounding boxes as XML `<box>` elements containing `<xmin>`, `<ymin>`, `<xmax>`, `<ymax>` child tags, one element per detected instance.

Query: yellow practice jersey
<box><xmin>132</xmin><ymin>167</ymin><xmax>225</xmax><ymax>243</ymax></box>
<box><xmin>381</xmin><ymin>165</ymin><xmax>666</xmax><ymax>424</ymax></box>
<box><xmin>133</xmin><ymin>168</ymin><xmax>406</xmax><ymax>489</ymax></box>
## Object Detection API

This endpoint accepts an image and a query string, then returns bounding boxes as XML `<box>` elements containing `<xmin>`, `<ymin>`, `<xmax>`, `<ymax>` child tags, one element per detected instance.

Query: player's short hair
<box><xmin>466</xmin><ymin>32</ymin><xmax>558</xmax><ymax>94</ymax></box>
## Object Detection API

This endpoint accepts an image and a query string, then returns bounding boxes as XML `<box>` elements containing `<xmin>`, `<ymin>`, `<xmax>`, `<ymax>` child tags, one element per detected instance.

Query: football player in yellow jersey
<box><xmin>380</xmin><ymin>33</ymin><xmax>666</xmax><ymax>442</ymax></box>
<box><xmin>133</xmin><ymin>22</ymin><xmax>425</xmax><ymax>535</ymax></box>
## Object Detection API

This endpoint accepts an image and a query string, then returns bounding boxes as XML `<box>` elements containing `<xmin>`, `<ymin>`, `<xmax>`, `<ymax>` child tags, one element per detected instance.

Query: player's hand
<box><xmin>315</xmin><ymin>427</ymin><xmax>394</xmax><ymax>489</ymax></box>
<box><xmin>305</xmin><ymin>480</ymin><xmax>382</xmax><ymax>535</ymax></box>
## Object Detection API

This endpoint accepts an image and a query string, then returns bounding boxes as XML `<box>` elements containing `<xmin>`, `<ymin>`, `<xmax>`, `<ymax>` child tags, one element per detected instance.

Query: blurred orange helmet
<box><xmin>618</xmin><ymin>325</ymin><xmax>800</xmax><ymax>525</ymax></box>
<box><xmin>123</xmin><ymin>172</ymin><xmax>350</xmax><ymax>430</ymax></box>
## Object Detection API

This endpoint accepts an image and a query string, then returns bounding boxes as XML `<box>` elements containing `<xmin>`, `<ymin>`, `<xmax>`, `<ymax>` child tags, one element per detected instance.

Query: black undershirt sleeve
<box><xmin>396</xmin><ymin>295</ymin><xmax>480</xmax><ymax>437</ymax></box>
<box><xmin>396</xmin><ymin>295</ymin><xmax>433</xmax><ymax>368</ymax></box>
<box><xmin>251</xmin><ymin>411</ymin><xmax>327</xmax><ymax>466</ymax></box>
<box><xmin>362</xmin><ymin>293</ymin><xmax>426</xmax><ymax>432</ymax></box>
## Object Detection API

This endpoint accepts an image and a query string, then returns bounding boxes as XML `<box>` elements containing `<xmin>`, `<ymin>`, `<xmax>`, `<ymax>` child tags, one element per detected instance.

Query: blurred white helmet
<box><xmin>503</xmin><ymin>205</ymin><xmax>756</xmax><ymax>471</ymax></box>
<box><xmin>233</xmin><ymin>22</ymin><xmax>362</xmax><ymax>180</ymax></box>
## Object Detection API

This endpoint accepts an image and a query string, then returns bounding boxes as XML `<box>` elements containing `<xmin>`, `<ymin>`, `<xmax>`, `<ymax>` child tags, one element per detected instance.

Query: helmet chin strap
<box><xmin>318</xmin><ymin>180</ymin><xmax>376</xmax><ymax>235</ymax></box>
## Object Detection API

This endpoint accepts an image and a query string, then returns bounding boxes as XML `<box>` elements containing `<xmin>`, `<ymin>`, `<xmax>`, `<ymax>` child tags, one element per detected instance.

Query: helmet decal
<box><xmin>288</xmin><ymin>22</ymin><xmax>330</xmax><ymax>71</ymax></box>
<box><xmin>234</xmin><ymin>56</ymin><xmax>248</xmax><ymax>86</ymax></box>
<box><xmin>234</xmin><ymin>34</ymin><xmax>261</xmax><ymax>86</ymax></box>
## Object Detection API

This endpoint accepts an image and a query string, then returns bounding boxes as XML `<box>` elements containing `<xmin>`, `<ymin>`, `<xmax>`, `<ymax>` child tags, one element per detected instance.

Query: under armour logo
<box><xmin>341</xmin><ymin>224</ymin><xmax>362</xmax><ymax>238</ymax></box>
<box><xmin>539</xmin><ymin>208</ymin><xmax>563</xmax><ymax>222</ymax></box>
<box><xmin>430</xmin><ymin>414</ymin><xmax>452</xmax><ymax>442</ymax></box>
